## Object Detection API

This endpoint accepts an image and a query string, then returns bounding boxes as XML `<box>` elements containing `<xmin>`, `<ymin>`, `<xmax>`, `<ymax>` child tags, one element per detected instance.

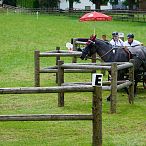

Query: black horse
<box><xmin>80</xmin><ymin>35</ymin><xmax>146</xmax><ymax>96</ymax></box>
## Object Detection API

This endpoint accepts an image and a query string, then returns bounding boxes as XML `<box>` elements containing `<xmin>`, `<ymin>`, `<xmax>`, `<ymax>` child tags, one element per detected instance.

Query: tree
<box><xmin>16</xmin><ymin>0</ymin><xmax>35</xmax><ymax>8</ymax></box>
<box><xmin>66</xmin><ymin>0</ymin><xmax>80</xmax><ymax>11</ymax></box>
<box><xmin>38</xmin><ymin>0</ymin><xmax>59</xmax><ymax>8</ymax></box>
<box><xmin>123</xmin><ymin>0</ymin><xmax>139</xmax><ymax>10</ymax></box>
<box><xmin>90</xmin><ymin>0</ymin><xmax>109</xmax><ymax>10</ymax></box>
<box><xmin>33</xmin><ymin>0</ymin><xmax>39</xmax><ymax>8</ymax></box>
<box><xmin>3</xmin><ymin>0</ymin><xmax>17</xmax><ymax>6</ymax></box>
<box><xmin>109</xmin><ymin>0</ymin><xmax>118</xmax><ymax>6</ymax></box>
<box><xmin>16</xmin><ymin>0</ymin><xmax>59</xmax><ymax>8</ymax></box>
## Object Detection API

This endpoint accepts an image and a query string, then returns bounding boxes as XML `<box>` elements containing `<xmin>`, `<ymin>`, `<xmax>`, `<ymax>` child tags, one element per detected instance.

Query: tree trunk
<box><xmin>69</xmin><ymin>0</ymin><xmax>73</xmax><ymax>12</ymax></box>
<box><xmin>95</xmin><ymin>1</ymin><xmax>101</xmax><ymax>10</ymax></box>
<box><xmin>128</xmin><ymin>0</ymin><xmax>134</xmax><ymax>10</ymax></box>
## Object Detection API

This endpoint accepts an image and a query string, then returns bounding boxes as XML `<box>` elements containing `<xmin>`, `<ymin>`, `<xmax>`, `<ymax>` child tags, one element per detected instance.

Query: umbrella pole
<box><xmin>93</xmin><ymin>21</ymin><xmax>96</xmax><ymax>35</ymax></box>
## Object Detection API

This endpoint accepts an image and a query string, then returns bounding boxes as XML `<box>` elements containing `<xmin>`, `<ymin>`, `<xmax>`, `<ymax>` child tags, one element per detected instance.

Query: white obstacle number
<box><xmin>92</xmin><ymin>73</ymin><xmax>103</xmax><ymax>86</ymax></box>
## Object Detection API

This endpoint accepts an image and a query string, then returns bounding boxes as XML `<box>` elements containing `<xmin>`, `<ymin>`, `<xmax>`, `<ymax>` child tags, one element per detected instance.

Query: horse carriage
<box><xmin>71</xmin><ymin>35</ymin><xmax>146</xmax><ymax>91</ymax></box>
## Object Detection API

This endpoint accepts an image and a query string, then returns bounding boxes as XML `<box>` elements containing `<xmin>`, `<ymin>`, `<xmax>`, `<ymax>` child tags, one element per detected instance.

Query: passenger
<box><xmin>124</xmin><ymin>33</ymin><xmax>142</xmax><ymax>48</ymax></box>
<box><xmin>101</xmin><ymin>34</ymin><xmax>108</xmax><ymax>42</ymax></box>
<box><xmin>110</xmin><ymin>32</ymin><xmax>124</xmax><ymax>47</ymax></box>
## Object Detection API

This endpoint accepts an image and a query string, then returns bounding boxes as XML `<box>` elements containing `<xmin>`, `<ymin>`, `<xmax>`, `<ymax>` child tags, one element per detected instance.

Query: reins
<box><xmin>100</xmin><ymin>48</ymin><xmax>115</xmax><ymax>58</ymax></box>
<box><xmin>100</xmin><ymin>46</ymin><xmax>131</xmax><ymax>60</ymax></box>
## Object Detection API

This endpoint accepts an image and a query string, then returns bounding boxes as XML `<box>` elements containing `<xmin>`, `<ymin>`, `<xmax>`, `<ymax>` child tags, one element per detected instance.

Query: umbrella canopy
<box><xmin>80</xmin><ymin>11</ymin><xmax>112</xmax><ymax>22</ymax></box>
<box><xmin>79</xmin><ymin>11</ymin><xmax>112</xmax><ymax>35</ymax></box>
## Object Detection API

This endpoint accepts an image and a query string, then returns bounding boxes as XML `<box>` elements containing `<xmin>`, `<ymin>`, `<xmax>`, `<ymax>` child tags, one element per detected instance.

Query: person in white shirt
<box><xmin>110</xmin><ymin>32</ymin><xmax>124</xmax><ymax>47</ymax></box>
<box><xmin>123</xmin><ymin>33</ymin><xmax>142</xmax><ymax>48</ymax></box>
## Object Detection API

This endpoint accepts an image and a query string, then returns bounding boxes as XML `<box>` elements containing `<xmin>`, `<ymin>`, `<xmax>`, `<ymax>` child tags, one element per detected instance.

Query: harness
<box><xmin>100</xmin><ymin>47</ymin><xmax>115</xmax><ymax>58</ymax></box>
<box><xmin>100</xmin><ymin>47</ymin><xmax>131</xmax><ymax>60</ymax></box>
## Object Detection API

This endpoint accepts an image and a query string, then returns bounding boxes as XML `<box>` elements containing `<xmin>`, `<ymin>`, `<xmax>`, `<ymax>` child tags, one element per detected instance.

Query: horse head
<box><xmin>80</xmin><ymin>35</ymin><xmax>112</xmax><ymax>61</ymax></box>
<box><xmin>80</xmin><ymin>35</ymin><xmax>97</xmax><ymax>60</ymax></box>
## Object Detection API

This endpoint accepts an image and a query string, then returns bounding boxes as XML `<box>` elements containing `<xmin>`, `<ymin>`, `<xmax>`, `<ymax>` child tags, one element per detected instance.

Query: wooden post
<box><xmin>72</xmin><ymin>38</ymin><xmax>77</xmax><ymax>63</ymax></box>
<box><xmin>128</xmin><ymin>60</ymin><xmax>134</xmax><ymax>104</ymax></box>
<box><xmin>58</xmin><ymin>60</ymin><xmax>64</xmax><ymax>107</ymax></box>
<box><xmin>56</xmin><ymin>47</ymin><xmax>60</xmax><ymax>83</ymax></box>
<box><xmin>92</xmin><ymin>86</ymin><xmax>102</xmax><ymax>146</ymax></box>
<box><xmin>91</xmin><ymin>53</ymin><xmax>96</xmax><ymax>63</ymax></box>
<box><xmin>34</xmin><ymin>50</ymin><xmax>40</xmax><ymax>87</ymax></box>
<box><xmin>101</xmin><ymin>60</ymin><xmax>106</xmax><ymax>76</ymax></box>
<box><xmin>91</xmin><ymin>53</ymin><xmax>97</xmax><ymax>81</ymax></box>
<box><xmin>110</xmin><ymin>63</ymin><xmax>117</xmax><ymax>113</ymax></box>
<box><xmin>92</xmin><ymin>53</ymin><xmax>105</xmax><ymax>76</ymax></box>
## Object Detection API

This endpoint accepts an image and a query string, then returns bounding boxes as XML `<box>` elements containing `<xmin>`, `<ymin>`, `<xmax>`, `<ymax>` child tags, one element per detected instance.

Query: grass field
<box><xmin>0</xmin><ymin>13</ymin><xmax>146</xmax><ymax>146</ymax></box>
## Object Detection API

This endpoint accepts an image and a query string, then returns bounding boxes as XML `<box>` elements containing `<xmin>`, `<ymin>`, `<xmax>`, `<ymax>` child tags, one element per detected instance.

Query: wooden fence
<box><xmin>34</xmin><ymin>48</ymin><xmax>97</xmax><ymax>87</ymax></box>
<box><xmin>2</xmin><ymin>4</ymin><xmax>146</xmax><ymax>22</ymax></box>
<box><xmin>0</xmin><ymin>85</ymin><xmax>102</xmax><ymax>146</ymax></box>
<box><xmin>35</xmin><ymin>49</ymin><xmax>134</xmax><ymax>113</ymax></box>
<box><xmin>57</xmin><ymin>60</ymin><xmax>134</xmax><ymax>113</ymax></box>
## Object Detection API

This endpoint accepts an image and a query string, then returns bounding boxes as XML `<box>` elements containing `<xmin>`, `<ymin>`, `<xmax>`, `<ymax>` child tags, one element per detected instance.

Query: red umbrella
<box><xmin>80</xmin><ymin>11</ymin><xmax>112</xmax><ymax>34</ymax></box>
<box><xmin>80</xmin><ymin>11</ymin><xmax>112</xmax><ymax>21</ymax></box>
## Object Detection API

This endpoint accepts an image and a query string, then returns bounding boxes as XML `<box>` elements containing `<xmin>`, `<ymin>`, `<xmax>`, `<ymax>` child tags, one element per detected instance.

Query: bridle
<box><xmin>86</xmin><ymin>40</ymin><xmax>115</xmax><ymax>59</ymax></box>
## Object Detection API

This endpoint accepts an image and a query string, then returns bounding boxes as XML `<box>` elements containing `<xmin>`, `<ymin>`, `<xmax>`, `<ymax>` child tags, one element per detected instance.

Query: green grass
<box><xmin>0</xmin><ymin>13</ymin><xmax>146</xmax><ymax>146</ymax></box>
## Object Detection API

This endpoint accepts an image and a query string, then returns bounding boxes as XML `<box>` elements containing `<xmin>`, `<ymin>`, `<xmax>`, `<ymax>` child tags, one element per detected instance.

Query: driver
<box><xmin>123</xmin><ymin>33</ymin><xmax>142</xmax><ymax>48</ymax></box>
<box><xmin>110</xmin><ymin>32</ymin><xmax>124</xmax><ymax>47</ymax></box>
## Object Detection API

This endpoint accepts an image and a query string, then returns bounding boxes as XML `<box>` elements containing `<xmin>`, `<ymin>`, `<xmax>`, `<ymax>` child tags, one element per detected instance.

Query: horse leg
<box><xmin>134</xmin><ymin>81</ymin><xmax>138</xmax><ymax>96</ymax></box>
<box><xmin>134</xmin><ymin>72</ymin><xmax>140</xmax><ymax>96</ymax></box>
<box><xmin>107</xmin><ymin>88</ymin><xmax>129</xmax><ymax>101</ymax></box>
<box><xmin>124</xmin><ymin>87</ymin><xmax>129</xmax><ymax>95</ymax></box>
<box><xmin>107</xmin><ymin>94</ymin><xmax>111</xmax><ymax>101</ymax></box>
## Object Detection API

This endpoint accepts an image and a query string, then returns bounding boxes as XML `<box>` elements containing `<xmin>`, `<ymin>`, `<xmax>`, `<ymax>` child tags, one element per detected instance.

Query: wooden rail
<box><xmin>2</xmin><ymin>6</ymin><xmax>146</xmax><ymax>23</ymax></box>
<box><xmin>57</xmin><ymin>61</ymin><xmax>134</xmax><ymax>113</ymax></box>
<box><xmin>34</xmin><ymin>48</ymin><xmax>97</xmax><ymax>87</ymax></box>
<box><xmin>0</xmin><ymin>114</ymin><xmax>93</xmax><ymax>121</ymax></box>
<box><xmin>35</xmin><ymin>47</ymin><xmax>134</xmax><ymax>113</ymax></box>
<box><xmin>0</xmin><ymin>85</ymin><xmax>94</xmax><ymax>94</ymax></box>
<box><xmin>0</xmin><ymin>85</ymin><xmax>102</xmax><ymax>146</ymax></box>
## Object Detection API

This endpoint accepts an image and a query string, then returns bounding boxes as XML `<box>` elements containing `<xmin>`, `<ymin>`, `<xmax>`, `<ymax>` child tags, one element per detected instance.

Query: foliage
<box><xmin>90</xmin><ymin>0</ymin><xmax>109</xmax><ymax>9</ymax></box>
<box><xmin>109</xmin><ymin>0</ymin><xmax>118</xmax><ymax>5</ymax></box>
<box><xmin>3</xmin><ymin>0</ymin><xmax>60</xmax><ymax>8</ymax></box>
<box><xmin>3</xmin><ymin>0</ymin><xmax>17</xmax><ymax>6</ymax></box>
<box><xmin>66</xmin><ymin>0</ymin><xmax>80</xmax><ymax>2</ymax></box>
<box><xmin>65</xmin><ymin>0</ymin><xmax>80</xmax><ymax>10</ymax></box>
<box><xmin>16</xmin><ymin>0</ymin><xmax>35</xmax><ymax>8</ymax></box>
<box><xmin>38</xmin><ymin>0</ymin><xmax>60</xmax><ymax>8</ymax></box>
<box><xmin>122</xmin><ymin>0</ymin><xmax>139</xmax><ymax>10</ymax></box>
<box><xmin>90</xmin><ymin>0</ymin><xmax>109</xmax><ymax>5</ymax></box>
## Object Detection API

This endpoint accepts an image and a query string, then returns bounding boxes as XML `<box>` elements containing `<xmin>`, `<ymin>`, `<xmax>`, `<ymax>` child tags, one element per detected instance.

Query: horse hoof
<box><xmin>107</xmin><ymin>96</ymin><xmax>111</xmax><ymax>101</ymax></box>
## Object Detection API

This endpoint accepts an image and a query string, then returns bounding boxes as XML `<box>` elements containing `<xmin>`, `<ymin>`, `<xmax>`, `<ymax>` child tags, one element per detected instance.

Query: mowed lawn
<box><xmin>0</xmin><ymin>13</ymin><xmax>146</xmax><ymax>146</ymax></box>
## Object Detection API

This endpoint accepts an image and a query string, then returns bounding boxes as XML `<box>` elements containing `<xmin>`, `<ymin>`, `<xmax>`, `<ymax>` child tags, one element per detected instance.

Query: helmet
<box><xmin>112</xmin><ymin>32</ymin><xmax>118</xmax><ymax>36</ymax></box>
<box><xmin>127</xmin><ymin>33</ymin><xmax>134</xmax><ymax>38</ymax></box>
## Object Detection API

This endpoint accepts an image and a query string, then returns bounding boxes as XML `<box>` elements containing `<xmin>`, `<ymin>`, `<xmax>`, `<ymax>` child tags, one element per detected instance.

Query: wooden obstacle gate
<box><xmin>34</xmin><ymin>48</ymin><xmax>98</xmax><ymax>87</ymax></box>
<box><xmin>34</xmin><ymin>47</ymin><xmax>134</xmax><ymax>113</ymax></box>
<box><xmin>0</xmin><ymin>85</ymin><xmax>102</xmax><ymax>146</ymax></box>
<box><xmin>57</xmin><ymin>61</ymin><xmax>134</xmax><ymax>114</ymax></box>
